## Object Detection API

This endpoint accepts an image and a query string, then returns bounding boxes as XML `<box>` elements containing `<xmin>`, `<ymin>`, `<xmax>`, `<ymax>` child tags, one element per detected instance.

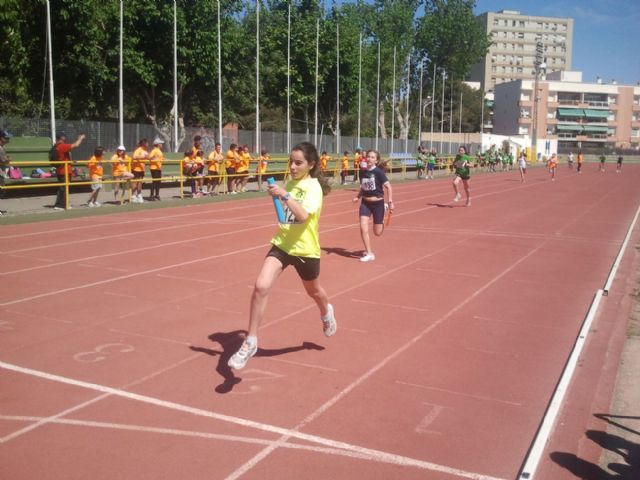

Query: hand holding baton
<box><xmin>267</xmin><ymin>177</ymin><xmax>286</xmax><ymax>223</ymax></box>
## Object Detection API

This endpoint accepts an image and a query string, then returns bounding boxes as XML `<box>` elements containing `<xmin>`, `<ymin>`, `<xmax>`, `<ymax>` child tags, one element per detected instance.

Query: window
<box><xmin>632</xmin><ymin>129</ymin><xmax>640</xmax><ymax>138</ymax></box>
<box><xmin>519</xmin><ymin>126</ymin><xmax>529</xmax><ymax>135</ymax></box>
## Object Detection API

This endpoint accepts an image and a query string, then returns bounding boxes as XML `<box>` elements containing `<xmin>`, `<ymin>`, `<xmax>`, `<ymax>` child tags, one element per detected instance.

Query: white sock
<box><xmin>321</xmin><ymin>305</ymin><xmax>333</xmax><ymax>321</ymax></box>
<box><xmin>245</xmin><ymin>335</ymin><xmax>257</xmax><ymax>347</ymax></box>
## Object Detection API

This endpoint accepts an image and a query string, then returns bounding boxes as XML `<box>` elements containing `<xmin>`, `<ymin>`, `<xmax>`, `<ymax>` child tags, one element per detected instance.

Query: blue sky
<box><xmin>474</xmin><ymin>0</ymin><xmax>640</xmax><ymax>85</ymax></box>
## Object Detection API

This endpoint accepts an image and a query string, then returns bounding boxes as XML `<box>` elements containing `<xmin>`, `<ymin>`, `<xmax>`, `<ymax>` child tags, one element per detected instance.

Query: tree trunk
<box><xmin>378</xmin><ymin>101</ymin><xmax>387</xmax><ymax>139</ymax></box>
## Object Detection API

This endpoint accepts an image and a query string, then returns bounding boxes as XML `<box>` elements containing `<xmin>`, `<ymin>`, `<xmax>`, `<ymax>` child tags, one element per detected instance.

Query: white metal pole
<box><xmin>418</xmin><ymin>60</ymin><xmax>423</xmax><ymax>148</ymax></box>
<box><xmin>449</xmin><ymin>80</ymin><xmax>453</xmax><ymax>154</ymax></box>
<box><xmin>45</xmin><ymin>0</ymin><xmax>56</xmax><ymax>142</ymax></box>
<box><xmin>256</xmin><ymin>0</ymin><xmax>260</xmax><ymax>154</ymax></box>
<box><xmin>217</xmin><ymin>0</ymin><xmax>223</xmax><ymax>146</ymax></box>
<box><xmin>336</xmin><ymin>23</ymin><xmax>340</xmax><ymax>155</ymax></box>
<box><xmin>357</xmin><ymin>32</ymin><xmax>362</xmax><ymax>148</ymax></box>
<box><xmin>375</xmin><ymin>42</ymin><xmax>380</xmax><ymax>152</ymax></box>
<box><xmin>286</xmin><ymin>2</ymin><xmax>290</xmax><ymax>153</ymax></box>
<box><xmin>459</xmin><ymin>90</ymin><xmax>463</xmax><ymax>139</ymax></box>
<box><xmin>430</xmin><ymin>63</ymin><xmax>436</xmax><ymax>151</ymax></box>
<box><xmin>405</xmin><ymin>54</ymin><xmax>410</xmax><ymax>153</ymax></box>
<box><xmin>391</xmin><ymin>46</ymin><xmax>396</xmax><ymax>155</ymax></box>
<box><xmin>314</xmin><ymin>18</ymin><xmax>319</xmax><ymax>147</ymax></box>
<box><xmin>173</xmin><ymin>0</ymin><xmax>178</xmax><ymax>152</ymax></box>
<box><xmin>119</xmin><ymin>0</ymin><xmax>124</xmax><ymax>146</ymax></box>
<box><xmin>440</xmin><ymin>69</ymin><xmax>445</xmax><ymax>154</ymax></box>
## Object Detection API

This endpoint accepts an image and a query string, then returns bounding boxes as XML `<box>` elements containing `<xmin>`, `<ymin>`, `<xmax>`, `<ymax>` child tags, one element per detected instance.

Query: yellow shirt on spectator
<box><xmin>208</xmin><ymin>150</ymin><xmax>222</xmax><ymax>173</ymax></box>
<box><xmin>88</xmin><ymin>156</ymin><xmax>104</xmax><ymax>179</ymax></box>
<box><xmin>132</xmin><ymin>147</ymin><xmax>147</xmax><ymax>173</ymax></box>
<box><xmin>149</xmin><ymin>147</ymin><xmax>163</xmax><ymax>170</ymax></box>
<box><xmin>237</xmin><ymin>152</ymin><xmax>250</xmax><ymax>173</ymax></box>
<box><xmin>111</xmin><ymin>154</ymin><xmax>131</xmax><ymax>177</ymax></box>
<box><xmin>225</xmin><ymin>149</ymin><xmax>236</xmax><ymax>169</ymax></box>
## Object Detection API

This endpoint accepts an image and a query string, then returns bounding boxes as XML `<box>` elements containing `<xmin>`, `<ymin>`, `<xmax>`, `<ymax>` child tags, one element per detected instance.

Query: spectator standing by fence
<box><xmin>132</xmin><ymin>139</ymin><xmax>148</xmax><ymax>202</ymax></box>
<box><xmin>53</xmin><ymin>132</ymin><xmax>85</xmax><ymax>210</ymax></box>
<box><xmin>112</xmin><ymin>145</ymin><xmax>135</xmax><ymax>204</ymax></box>
<box><xmin>148</xmin><ymin>138</ymin><xmax>164</xmax><ymax>200</ymax></box>
<box><xmin>0</xmin><ymin>130</ymin><xmax>12</xmax><ymax>215</ymax></box>
<box><xmin>87</xmin><ymin>147</ymin><xmax>105</xmax><ymax>207</ymax></box>
<box><xmin>206</xmin><ymin>142</ymin><xmax>223</xmax><ymax>195</ymax></box>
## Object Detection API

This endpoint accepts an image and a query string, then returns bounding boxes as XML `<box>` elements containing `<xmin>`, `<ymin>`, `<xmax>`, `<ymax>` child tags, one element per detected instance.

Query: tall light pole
<box><xmin>391</xmin><ymin>46</ymin><xmax>396</xmax><ymax>155</ymax></box>
<box><xmin>173</xmin><ymin>0</ymin><xmax>178</xmax><ymax>152</ymax></box>
<box><xmin>430</xmin><ymin>64</ymin><xmax>436</xmax><ymax>151</ymax></box>
<box><xmin>404</xmin><ymin>54</ymin><xmax>411</xmax><ymax>153</ymax></box>
<box><xmin>217</xmin><ymin>0</ymin><xmax>223</xmax><ymax>145</ymax></box>
<box><xmin>375</xmin><ymin>42</ymin><xmax>380</xmax><ymax>152</ymax></box>
<box><xmin>45</xmin><ymin>0</ymin><xmax>56</xmax><ymax>141</ymax></box>
<box><xmin>314</xmin><ymin>18</ymin><xmax>319</xmax><ymax>147</ymax></box>
<box><xmin>336</xmin><ymin>23</ymin><xmax>340</xmax><ymax>154</ymax></box>
<box><xmin>417</xmin><ymin>60</ymin><xmax>424</xmax><ymax>148</ymax></box>
<box><xmin>256</xmin><ymin>0</ymin><xmax>261</xmax><ymax>154</ymax></box>
<box><xmin>118</xmin><ymin>0</ymin><xmax>124</xmax><ymax>146</ymax></box>
<box><xmin>532</xmin><ymin>39</ymin><xmax>544</xmax><ymax>162</ymax></box>
<box><xmin>357</xmin><ymin>32</ymin><xmax>362</xmax><ymax>148</ymax></box>
<box><xmin>286</xmin><ymin>2</ymin><xmax>290</xmax><ymax>153</ymax></box>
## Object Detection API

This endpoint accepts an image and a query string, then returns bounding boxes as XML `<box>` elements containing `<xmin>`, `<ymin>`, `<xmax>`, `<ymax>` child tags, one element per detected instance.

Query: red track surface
<box><xmin>1</xmin><ymin>166</ymin><xmax>638</xmax><ymax>479</ymax></box>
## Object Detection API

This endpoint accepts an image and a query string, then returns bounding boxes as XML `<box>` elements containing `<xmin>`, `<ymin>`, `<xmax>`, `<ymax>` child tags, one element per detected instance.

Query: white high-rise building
<box><xmin>469</xmin><ymin>10</ymin><xmax>574</xmax><ymax>93</ymax></box>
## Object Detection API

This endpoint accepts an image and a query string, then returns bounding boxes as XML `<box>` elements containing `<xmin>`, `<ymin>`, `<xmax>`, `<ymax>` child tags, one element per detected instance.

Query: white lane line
<box><xmin>226</xmin><ymin>240</ymin><xmax>542</xmax><ymax>480</ymax></box>
<box><xmin>396</xmin><ymin>381</ymin><xmax>522</xmax><ymax>407</ymax></box>
<box><xmin>350</xmin><ymin>298</ymin><xmax>431</xmax><ymax>313</ymax></box>
<box><xmin>0</xmin><ymin>414</ymin><xmax>441</xmax><ymax>466</ymax></box>
<box><xmin>0</xmin><ymin>360</ymin><xmax>505</xmax><ymax>480</ymax></box>
<box><xmin>107</xmin><ymin>329</ymin><xmax>193</xmax><ymax>346</ymax></box>
<box><xmin>0</xmin><ymin>353</ymin><xmax>202</xmax><ymax>443</ymax></box>
<box><xmin>264</xmin><ymin>357</ymin><xmax>339</xmax><ymax>372</ymax></box>
<box><xmin>415</xmin><ymin>267</ymin><xmax>480</xmax><ymax>278</ymax></box>
<box><xmin>0</xmin><ymin>243</ymin><xmax>267</xmax><ymax>307</ymax></box>
<box><xmin>602</xmin><ymin>203</ymin><xmax>640</xmax><ymax>294</ymax></box>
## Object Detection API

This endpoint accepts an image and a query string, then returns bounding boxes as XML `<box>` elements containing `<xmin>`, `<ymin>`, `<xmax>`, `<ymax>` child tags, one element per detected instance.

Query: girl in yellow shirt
<box><xmin>237</xmin><ymin>145</ymin><xmax>251</xmax><ymax>192</ymax></box>
<box><xmin>228</xmin><ymin>142</ymin><xmax>336</xmax><ymax>370</ymax></box>
<box><xmin>206</xmin><ymin>142</ymin><xmax>223</xmax><ymax>195</ymax></box>
<box><xmin>256</xmin><ymin>148</ymin><xmax>269</xmax><ymax>191</ymax></box>
<box><xmin>341</xmin><ymin>151</ymin><xmax>350</xmax><ymax>185</ymax></box>
<box><xmin>112</xmin><ymin>145</ymin><xmax>135</xmax><ymax>204</ymax></box>
<box><xmin>87</xmin><ymin>147</ymin><xmax>104</xmax><ymax>207</ymax></box>
<box><xmin>148</xmin><ymin>138</ymin><xmax>164</xmax><ymax>200</ymax></box>
<box><xmin>132</xmin><ymin>139</ymin><xmax>149</xmax><ymax>203</ymax></box>
<box><xmin>225</xmin><ymin>143</ymin><xmax>238</xmax><ymax>194</ymax></box>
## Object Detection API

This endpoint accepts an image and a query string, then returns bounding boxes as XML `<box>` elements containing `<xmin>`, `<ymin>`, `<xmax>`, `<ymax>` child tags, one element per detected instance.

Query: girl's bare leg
<box><xmin>359</xmin><ymin>215</ymin><xmax>373</xmax><ymax>254</ymax></box>
<box><xmin>247</xmin><ymin>256</ymin><xmax>284</xmax><ymax>337</ymax></box>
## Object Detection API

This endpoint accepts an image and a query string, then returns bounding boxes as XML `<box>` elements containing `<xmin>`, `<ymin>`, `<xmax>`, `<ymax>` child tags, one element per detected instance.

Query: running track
<box><xmin>0</xmin><ymin>165</ymin><xmax>638</xmax><ymax>479</ymax></box>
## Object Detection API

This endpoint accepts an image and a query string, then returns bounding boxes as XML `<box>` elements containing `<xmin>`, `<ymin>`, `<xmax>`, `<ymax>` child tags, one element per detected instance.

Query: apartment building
<box><xmin>492</xmin><ymin>71</ymin><xmax>640</xmax><ymax>152</ymax></box>
<box><xmin>469</xmin><ymin>10</ymin><xmax>574</xmax><ymax>92</ymax></box>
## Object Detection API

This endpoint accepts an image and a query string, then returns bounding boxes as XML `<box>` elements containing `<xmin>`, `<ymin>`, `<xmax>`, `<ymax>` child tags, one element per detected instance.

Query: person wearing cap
<box><xmin>148</xmin><ymin>138</ymin><xmax>164</xmax><ymax>200</ymax></box>
<box><xmin>0</xmin><ymin>130</ymin><xmax>12</xmax><ymax>215</ymax></box>
<box><xmin>132</xmin><ymin>138</ymin><xmax>149</xmax><ymax>202</ymax></box>
<box><xmin>53</xmin><ymin>132</ymin><xmax>86</xmax><ymax>210</ymax></box>
<box><xmin>111</xmin><ymin>145</ymin><xmax>135</xmax><ymax>204</ymax></box>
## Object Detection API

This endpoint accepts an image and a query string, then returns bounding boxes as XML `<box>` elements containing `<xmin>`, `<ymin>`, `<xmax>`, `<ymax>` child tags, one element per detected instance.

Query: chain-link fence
<box><xmin>1</xmin><ymin>115</ymin><xmax>480</xmax><ymax>159</ymax></box>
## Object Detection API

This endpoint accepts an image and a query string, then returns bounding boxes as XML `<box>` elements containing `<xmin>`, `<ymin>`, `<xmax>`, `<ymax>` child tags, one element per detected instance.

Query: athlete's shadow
<box><xmin>550</xmin><ymin>424</ymin><xmax>640</xmax><ymax>479</ymax></box>
<box><xmin>427</xmin><ymin>202</ymin><xmax>454</xmax><ymax>208</ymax></box>
<box><xmin>190</xmin><ymin>330</ymin><xmax>324</xmax><ymax>394</ymax></box>
<box><xmin>322</xmin><ymin>246</ymin><xmax>363</xmax><ymax>258</ymax></box>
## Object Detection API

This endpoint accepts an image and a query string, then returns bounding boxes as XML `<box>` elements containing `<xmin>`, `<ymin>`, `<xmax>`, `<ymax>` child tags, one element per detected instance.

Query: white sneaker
<box><xmin>94</xmin><ymin>201</ymin><xmax>101</xmax><ymax>207</ymax></box>
<box><xmin>228</xmin><ymin>340</ymin><xmax>258</xmax><ymax>370</ymax></box>
<box><xmin>322</xmin><ymin>304</ymin><xmax>337</xmax><ymax>337</ymax></box>
<box><xmin>453</xmin><ymin>193</ymin><xmax>462</xmax><ymax>202</ymax></box>
<box><xmin>88</xmin><ymin>202</ymin><xmax>96</xmax><ymax>208</ymax></box>
<box><xmin>138</xmin><ymin>195</ymin><xmax>144</xmax><ymax>203</ymax></box>
<box><xmin>360</xmin><ymin>253</ymin><xmax>376</xmax><ymax>262</ymax></box>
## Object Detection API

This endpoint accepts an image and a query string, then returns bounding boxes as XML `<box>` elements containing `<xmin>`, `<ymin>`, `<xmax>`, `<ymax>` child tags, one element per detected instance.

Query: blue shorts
<box><xmin>359</xmin><ymin>199</ymin><xmax>385</xmax><ymax>225</ymax></box>
<box><xmin>427</xmin><ymin>163</ymin><xmax>435</xmax><ymax>171</ymax></box>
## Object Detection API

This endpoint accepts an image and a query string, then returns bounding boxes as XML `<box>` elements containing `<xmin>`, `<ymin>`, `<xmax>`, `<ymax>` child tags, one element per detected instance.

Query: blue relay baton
<box><xmin>267</xmin><ymin>177</ymin><xmax>286</xmax><ymax>223</ymax></box>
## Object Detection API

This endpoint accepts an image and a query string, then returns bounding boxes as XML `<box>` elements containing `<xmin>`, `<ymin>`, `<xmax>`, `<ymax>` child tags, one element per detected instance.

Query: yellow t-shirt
<box><xmin>341</xmin><ymin>156</ymin><xmax>349</xmax><ymax>171</ymax></box>
<box><xmin>224</xmin><ymin>149</ymin><xmax>236</xmax><ymax>169</ymax></box>
<box><xmin>132</xmin><ymin>147</ymin><xmax>148</xmax><ymax>172</ymax></box>
<box><xmin>320</xmin><ymin>154</ymin><xmax>329</xmax><ymax>171</ymax></box>
<box><xmin>354</xmin><ymin>152</ymin><xmax>361</xmax><ymax>169</ymax></box>
<box><xmin>237</xmin><ymin>152</ymin><xmax>250</xmax><ymax>173</ymax></box>
<box><xmin>257</xmin><ymin>154</ymin><xmax>269</xmax><ymax>174</ymax></box>
<box><xmin>111</xmin><ymin>154</ymin><xmax>131</xmax><ymax>177</ymax></box>
<box><xmin>271</xmin><ymin>176</ymin><xmax>323</xmax><ymax>258</ymax></box>
<box><xmin>207</xmin><ymin>150</ymin><xmax>222</xmax><ymax>172</ymax></box>
<box><xmin>88</xmin><ymin>156</ymin><xmax>104</xmax><ymax>179</ymax></box>
<box><xmin>149</xmin><ymin>147</ymin><xmax>163</xmax><ymax>170</ymax></box>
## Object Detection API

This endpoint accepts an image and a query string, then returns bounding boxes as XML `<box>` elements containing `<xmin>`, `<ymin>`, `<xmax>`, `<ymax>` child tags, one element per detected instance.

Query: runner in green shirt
<box><xmin>452</xmin><ymin>146</ymin><xmax>471</xmax><ymax>207</ymax></box>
